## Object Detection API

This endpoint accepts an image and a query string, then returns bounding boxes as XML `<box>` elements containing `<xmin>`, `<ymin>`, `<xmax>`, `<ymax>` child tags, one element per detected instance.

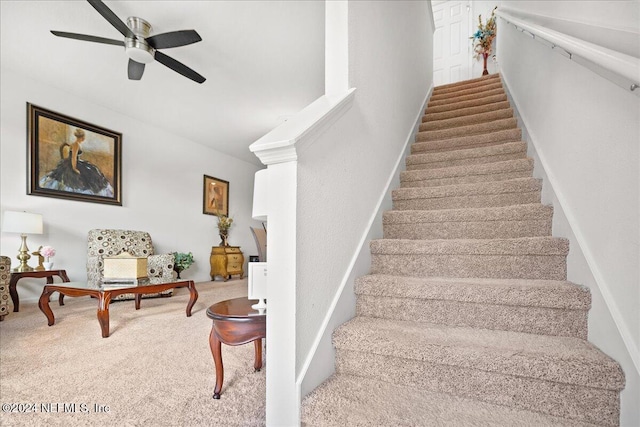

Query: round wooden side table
<box><xmin>206</xmin><ymin>297</ymin><xmax>266</xmax><ymax>399</ymax></box>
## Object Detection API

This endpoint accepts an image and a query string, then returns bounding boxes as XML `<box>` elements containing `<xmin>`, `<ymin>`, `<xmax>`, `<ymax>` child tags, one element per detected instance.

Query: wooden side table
<box><xmin>9</xmin><ymin>269</ymin><xmax>70</xmax><ymax>312</ymax></box>
<box><xmin>206</xmin><ymin>297</ymin><xmax>266</xmax><ymax>399</ymax></box>
<box><xmin>209</xmin><ymin>246</ymin><xmax>244</xmax><ymax>281</ymax></box>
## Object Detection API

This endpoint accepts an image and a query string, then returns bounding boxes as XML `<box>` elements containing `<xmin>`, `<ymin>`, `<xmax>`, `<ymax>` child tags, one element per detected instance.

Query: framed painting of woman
<box><xmin>27</xmin><ymin>103</ymin><xmax>122</xmax><ymax>206</ymax></box>
<box><xmin>203</xmin><ymin>175</ymin><xmax>229</xmax><ymax>216</ymax></box>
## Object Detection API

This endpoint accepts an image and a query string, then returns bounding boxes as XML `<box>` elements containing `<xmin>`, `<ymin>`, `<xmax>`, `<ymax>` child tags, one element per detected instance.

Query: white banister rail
<box><xmin>496</xmin><ymin>8</ymin><xmax>640</xmax><ymax>93</ymax></box>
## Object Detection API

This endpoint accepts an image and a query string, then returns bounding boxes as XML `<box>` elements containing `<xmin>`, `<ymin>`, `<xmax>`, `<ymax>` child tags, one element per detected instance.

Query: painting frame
<box><xmin>27</xmin><ymin>103</ymin><xmax>122</xmax><ymax>206</ymax></box>
<box><xmin>203</xmin><ymin>175</ymin><xmax>229</xmax><ymax>216</ymax></box>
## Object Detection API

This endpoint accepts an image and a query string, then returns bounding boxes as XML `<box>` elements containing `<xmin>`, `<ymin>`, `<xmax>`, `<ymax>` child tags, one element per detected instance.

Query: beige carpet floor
<box><xmin>0</xmin><ymin>279</ymin><xmax>266</xmax><ymax>427</ymax></box>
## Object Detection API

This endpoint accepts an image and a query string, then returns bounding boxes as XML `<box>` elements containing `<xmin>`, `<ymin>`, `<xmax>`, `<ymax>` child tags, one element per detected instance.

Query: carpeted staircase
<box><xmin>301</xmin><ymin>74</ymin><xmax>625</xmax><ymax>426</ymax></box>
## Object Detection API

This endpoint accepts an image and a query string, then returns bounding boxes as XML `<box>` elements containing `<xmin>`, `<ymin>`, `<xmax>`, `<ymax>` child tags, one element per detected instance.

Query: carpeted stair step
<box><xmin>431</xmin><ymin>77</ymin><xmax>502</xmax><ymax>97</ymax></box>
<box><xmin>301</xmin><ymin>374</ymin><xmax>598</xmax><ymax>427</ymax></box>
<box><xmin>401</xmin><ymin>158</ymin><xmax>534</xmax><ymax>188</ymax></box>
<box><xmin>355</xmin><ymin>274</ymin><xmax>589</xmax><ymax>338</ymax></box>
<box><xmin>393</xmin><ymin>178</ymin><xmax>541</xmax><ymax>211</ymax></box>
<box><xmin>422</xmin><ymin>100</ymin><xmax>511</xmax><ymax>122</ymax></box>
<box><xmin>430</xmin><ymin>81</ymin><xmax>504</xmax><ymax>103</ymax></box>
<box><xmin>416</xmin><ymin>117</ymin><xmax>517</xmax><ymax>142</ymax></box>
<box><xmin>370</xmin><ymin>236</ymin><xmax>568</xmax><ymax>280</ymax></box>
<box><xmin>427</xmin><ymin>93</ymin><xmax>509</xmax><ymax>116</ymax></box>
<box><xmin>407</xmin><ymin>141</ymin><xmax>527</xmax><ymax>170</ymax></box>
<box><xmin>428</xmin><ymin>87</ymin><xmax>505</xmax><ymax>108</ymax></box>
<box><xmin>333</xmin><ymin>317</ymin><xmax>624</xmax><ymax>425</ymax></box>
<box><xmin>413</xmin><ymin>127</ymin><xmax>522</xmax><ymax>152</ymax></box>
<box><xmin>419</xmin><ymin>107</ymin><xmax>513</xmax><ymax>132</ymax></box>
<box><xmin>383</xmin><ymin>204</ymin><xmax>552</xmax><ymax>240</ymax></box>
<box><xmin>432</xmin><ymin>73</ymin><xmax>500</xmax><ymax>95</ymax></box>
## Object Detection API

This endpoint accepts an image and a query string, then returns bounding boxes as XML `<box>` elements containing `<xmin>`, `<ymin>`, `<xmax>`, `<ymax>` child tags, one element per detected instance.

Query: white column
<box><xmin>325</xmin><ymin>0</ymin><xmax>349</xmax><ymax>97</ymax></box>
<box><xmin>265</xmin><ymin>160</ymin><xmax>298</xmax><ymax>426</ymax></box>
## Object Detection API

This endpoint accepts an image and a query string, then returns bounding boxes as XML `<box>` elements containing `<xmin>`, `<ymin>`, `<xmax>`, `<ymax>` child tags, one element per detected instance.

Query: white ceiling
<box><xmin>0</xmin><ymin>0</ymin><xmax>326</xmax><ymax>165</ymax></box>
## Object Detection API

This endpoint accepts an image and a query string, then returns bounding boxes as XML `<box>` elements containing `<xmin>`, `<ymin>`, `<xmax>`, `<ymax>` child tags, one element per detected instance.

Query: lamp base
<box><xmin>251</xmin><ymin>298</ymin><xmax>266</xmax><ymax>310</ymax></box>
<box><xmin>14</xmin><ymin>234</ymin><xmax>34</xmax><ymax>272</ymax></box>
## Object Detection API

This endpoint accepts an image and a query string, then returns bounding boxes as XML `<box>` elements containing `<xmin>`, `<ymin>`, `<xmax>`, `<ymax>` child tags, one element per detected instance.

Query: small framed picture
<box><xmin>27</xmin><ymin>103</ymin><xmax>122</xmax><ymax>206</ymax></box>
<box><xmin>203</xmin><ymin>175</ymin><xmax>229</xmax><ymax>216</ymax></box>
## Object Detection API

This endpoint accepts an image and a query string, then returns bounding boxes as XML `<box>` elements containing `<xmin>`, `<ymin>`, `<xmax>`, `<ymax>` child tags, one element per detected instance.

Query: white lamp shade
<box><xmin>2</xmin><ymin>211</ymin><xmax>43</xmax><ymax>234</ymax></box>
<box><xmin>252</xmin><ymin>169</ymin><xmax>268</xmax><ymax>221</ymax></box>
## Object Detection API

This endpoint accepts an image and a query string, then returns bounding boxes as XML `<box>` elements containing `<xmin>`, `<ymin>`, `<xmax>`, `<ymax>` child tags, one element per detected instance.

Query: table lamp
<box><xmin>2</xmin><ymin>211</ymin><xmax>43</xmax><ymax>272</ymax></box>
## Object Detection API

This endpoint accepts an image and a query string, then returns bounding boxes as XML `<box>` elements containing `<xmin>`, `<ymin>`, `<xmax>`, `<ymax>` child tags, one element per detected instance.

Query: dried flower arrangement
<box><xmin>216</xmin><ymin>213</ymin><xmax>234</xmax><ymax>246</ymax></box>
<box><xmin>216</xmin><ymin>214</ymin><xmax>233</xmax><ymax>235</ymax></box>
<box><xmin>470</xmin><ymin>6</ymin><xmax>498</xmax><ymax>59</ymax></box>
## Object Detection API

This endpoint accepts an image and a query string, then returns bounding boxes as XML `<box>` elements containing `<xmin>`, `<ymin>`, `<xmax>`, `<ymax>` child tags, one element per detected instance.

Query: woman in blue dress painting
<box><xmin>39</xmin><ymin>128</ymin><xmax>114</xmax><ymax>197</ymax></box>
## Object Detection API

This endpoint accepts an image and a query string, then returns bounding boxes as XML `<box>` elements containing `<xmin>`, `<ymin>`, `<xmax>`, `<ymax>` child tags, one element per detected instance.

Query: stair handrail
<box><xmin>495</xmin><ymin>8</ymin><xmax>640</xmax><ymax>93</ymax></box>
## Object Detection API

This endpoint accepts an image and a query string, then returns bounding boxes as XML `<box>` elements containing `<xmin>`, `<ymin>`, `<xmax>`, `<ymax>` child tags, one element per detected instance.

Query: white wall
<box><xmin>1</xmin><ymin>68</ymin><xmax>263</xmax><ymax>302</ymax></box>
<box><xmin>497</xmin><ymin>2</ymin><xmax>639</xmax><ymax>424</ymax></box>
<box><xmin>296</xmin><ymin>0</ymin><xmax>433</xmax><ymax>386</ymax></box>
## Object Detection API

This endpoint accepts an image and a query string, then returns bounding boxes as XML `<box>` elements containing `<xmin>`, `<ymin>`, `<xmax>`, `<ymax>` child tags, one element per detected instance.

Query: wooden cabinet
<box><xmin>225</xmin><ymin>247</ymin><xmax>244</xmax><ymax>278</ymax></box>
<box><xmin>210</xmin><ymin>246</ymin><xmax>244</xmax><ymax>281</ymax></box>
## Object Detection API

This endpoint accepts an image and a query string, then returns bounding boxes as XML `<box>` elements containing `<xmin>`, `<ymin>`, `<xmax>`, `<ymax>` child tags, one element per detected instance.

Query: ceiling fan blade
<box><xmin>154</xmin><ymin>51</ymin><xmax>206</xmax><ymax>84</ymax></box>
<box><xmin>146</xmin><ymin>30</ymin><xmax>202</xmax><ymax>49</ymax></box>
<box><xmin>51</xmin><ymin>30</ymin><xmax>125</xmax><ymax>46</ymax></box>
<box><xmin>87</xmin><ymin>0</ymin><xmax>135</xmax><ymax>39</ymax></box>
<box><xmin>128</xmin><ymin>59</ymin><xmax>145</xmax><ymax>80</ymax></box>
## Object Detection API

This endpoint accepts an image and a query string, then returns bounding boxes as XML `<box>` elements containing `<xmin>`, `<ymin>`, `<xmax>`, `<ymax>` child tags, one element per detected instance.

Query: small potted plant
<box><xmin>40</xmin><ymin>245</ymin><xmax>56</xmax><ymax>270</ymax></box>
<box><xmin>173</xmin><ymin>252</ymin><xmax>194</xmax><ymax>279</ymax></box>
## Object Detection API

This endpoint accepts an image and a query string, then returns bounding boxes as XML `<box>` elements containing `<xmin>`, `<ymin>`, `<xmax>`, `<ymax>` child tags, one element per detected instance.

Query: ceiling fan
<box><xmin>51</xmin><ymin>0</ymin><xmax>206</xmax><ymax>83</ymax></box>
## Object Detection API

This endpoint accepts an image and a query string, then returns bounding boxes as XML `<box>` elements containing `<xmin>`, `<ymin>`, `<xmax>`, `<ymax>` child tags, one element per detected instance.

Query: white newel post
<box><xmin>267</xmin><ymin>160</ymin><xmax>298</xmax><ymax>426</ymax></box>
<box><xmin>249</xmin><ymin>141</ymin><xmax>299</xmax><ymax>426</ymax></box>
<box><xmin>249</xmin><ymin>89</ymin><xmax>355</xmax><ymax>425</ymax></box>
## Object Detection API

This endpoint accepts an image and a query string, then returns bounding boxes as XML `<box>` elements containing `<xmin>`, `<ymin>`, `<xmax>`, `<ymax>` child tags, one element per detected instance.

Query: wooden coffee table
<box><xmin>206</xmin><ymin>297</ymin><xmax>266</xmax><ymax>399</ymax></box>
<box><xmin>38</xmin><ymin>279</ymin><xmax>198</xmax><ymax>338</ymax></box>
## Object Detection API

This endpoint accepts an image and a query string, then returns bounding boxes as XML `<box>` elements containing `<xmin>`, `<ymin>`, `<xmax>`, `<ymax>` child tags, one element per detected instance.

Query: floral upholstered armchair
<box><xmin>87</xmin><ymin>229</ymin><xmax>175</xmax><ymax>299</ymax></box>
<box><xmin>0</xmin><ymin>256</ymin><xmax>11</xmax><ymax>321</ymax></box>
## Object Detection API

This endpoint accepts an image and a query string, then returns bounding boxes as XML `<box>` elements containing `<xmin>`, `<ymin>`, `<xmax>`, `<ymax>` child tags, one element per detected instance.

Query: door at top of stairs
<box><xmin>433</xmin><ymin>0</ymin><xmax>472</xmax><ymax>86</ymax></box>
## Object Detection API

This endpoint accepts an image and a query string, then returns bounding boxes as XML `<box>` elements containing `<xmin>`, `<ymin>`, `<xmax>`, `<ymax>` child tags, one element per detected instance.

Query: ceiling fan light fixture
<box><xmin>125</xmin><ymin>38</ymin><xmax>155</xmax><ymax>64</ymax></box>
<box><xmin>125</xmin><ymin>16</ymin><xmax>154</xmax><ymax>64</ymax></box>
